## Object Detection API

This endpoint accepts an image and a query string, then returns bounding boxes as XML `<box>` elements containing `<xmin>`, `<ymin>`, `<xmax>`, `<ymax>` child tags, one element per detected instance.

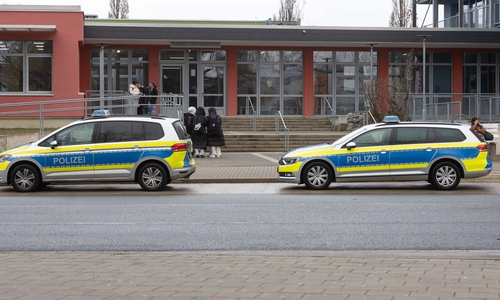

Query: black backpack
<box><xmin>208</xmin><ymin>115</ymin><xmax>220</xmax><ymax>134</ymax></box>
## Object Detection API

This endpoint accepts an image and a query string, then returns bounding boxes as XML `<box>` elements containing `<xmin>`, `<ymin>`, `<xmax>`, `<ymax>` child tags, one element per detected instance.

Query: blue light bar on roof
<box><xmin>383</xmin><ymin>115</ymin><xmax>400</xmax><ymax>123</ymax></box>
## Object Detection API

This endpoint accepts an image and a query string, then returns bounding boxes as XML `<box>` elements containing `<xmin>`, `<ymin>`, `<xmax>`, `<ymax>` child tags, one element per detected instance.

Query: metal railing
<box><xmin>403</xmin><ymin>93</ymin><xmax>500</xmax><ymax>122</ymax></box>
<box><xmin>322</xmin><ymin>97</ymin><xmax>337</xmax><ymax>130</ymax></box>
<box><xmin>275</xmin><ymin>111</ymin><xmax>290</xmax><ymax>151</ymax></box>
<box><xmin>246</xmin><ymin>96</ymin><xmax>257</xmax><ymax>131</ymax></box>
<box><xmin>0</xmin><ymin>92</ymin><xmax>185</xmax><ymax>133</ymax></box>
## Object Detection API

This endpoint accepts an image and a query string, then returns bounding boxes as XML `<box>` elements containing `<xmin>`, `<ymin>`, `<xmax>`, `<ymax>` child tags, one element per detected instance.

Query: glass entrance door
<box><xmin>161</xmin><ymin>66</ymin><xmax>183</xmax><ymax>94</ymax></box>
<box><xmin>202</xmin><ymin>65</ymin><xmax>225</xmax><ymax>112</ymax></box>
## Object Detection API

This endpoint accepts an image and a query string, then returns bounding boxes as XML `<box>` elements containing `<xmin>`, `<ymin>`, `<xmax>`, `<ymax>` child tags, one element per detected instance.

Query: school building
<box><xmin>1</xmin><ymin>2</ymin><xmax>500</xmax><ymax>120</ymax></box>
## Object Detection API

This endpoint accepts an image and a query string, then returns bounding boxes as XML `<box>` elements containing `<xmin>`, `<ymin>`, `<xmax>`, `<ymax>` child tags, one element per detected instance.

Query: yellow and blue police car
<box><xmin>278</xmin><ymin>117</ymin><xmax>492</xmax><ymax>190</ymax></box>
<box><xmin>0</xmin><ymin>115</ymin><xmax>196</xmax><ymax>192</ymax></box>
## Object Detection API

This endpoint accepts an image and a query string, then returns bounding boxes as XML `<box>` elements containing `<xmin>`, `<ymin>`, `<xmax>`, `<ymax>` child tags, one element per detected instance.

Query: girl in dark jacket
<box><xmin>206</xmin><ymin>107</ymin><xmax>225</xmax><ymax>158</ymax></box>
<box><xmin>191</xmin><ymin>106</ymin><xmax>207</xmax><ymax>157</ymax></box>
<box><xmin>144</xmin><ymin>82</ymin><xmax>158</xmax><ymax>115</ymax></box>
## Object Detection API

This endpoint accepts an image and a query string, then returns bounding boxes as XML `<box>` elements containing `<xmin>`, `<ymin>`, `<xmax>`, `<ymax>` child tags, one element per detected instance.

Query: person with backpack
<box><xmin>183</xmin><ymin>106</ymin><xmax>196</xmax><ymax>136</ymax></box>
<box><xmin>191</xmin><ymin>106</ymin><xmax>207</xmax><ymax>158</ymax></box>
<box><xmin>207</xmin><ymin>107</ymin><xmax>225</xmax><ymax>158</ymax></box>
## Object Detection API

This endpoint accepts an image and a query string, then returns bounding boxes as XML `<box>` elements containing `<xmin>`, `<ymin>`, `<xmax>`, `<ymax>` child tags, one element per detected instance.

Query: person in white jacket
<box><xmin>128</xmin><ymin>81</ymin><xmax>142</xmax><ymax>114</ymax></box>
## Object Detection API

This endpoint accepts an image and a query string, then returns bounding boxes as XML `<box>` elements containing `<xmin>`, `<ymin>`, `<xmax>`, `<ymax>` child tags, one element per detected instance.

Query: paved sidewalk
<box><xmin>185</xmin><ymin>152</ymin><xmax>500</xmax><ymax>183</ymax></box>
<box><xmin>1</xmin><ymin>251</ymin><xmax>499</xmax><ymax>300</ymax></box>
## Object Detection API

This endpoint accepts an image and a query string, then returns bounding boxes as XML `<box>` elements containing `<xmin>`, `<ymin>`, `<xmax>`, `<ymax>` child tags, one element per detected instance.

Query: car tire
<box><xmin>430</xmin><ymin>161</ymin><xmax>461</xmax><ymax>190</ymax></box>
<box><xmin>138</xmin><ymin>163</ymin><xmax>169</xmax><ymax>191</ymax></box>
<box><xmin>302</xmin><ymin>161</ymin><xmax>332</xmax><ymax>190</ymax></box>
<box><xmin>10</xmin><ymin>164</ymin><xmax>41</xmax><ymax>192</ymax></box>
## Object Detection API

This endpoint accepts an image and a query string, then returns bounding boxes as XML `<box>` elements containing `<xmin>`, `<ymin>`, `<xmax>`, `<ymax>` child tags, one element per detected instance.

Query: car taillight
<box><xmin>477</xmin><ymin>144</ymin><xmax>489</xmax><ymax>152</ymax></box>
<box><xmin>171</xmin><ymin>143</ymin><xmax>188</xmax><ymax>152</ymax></box>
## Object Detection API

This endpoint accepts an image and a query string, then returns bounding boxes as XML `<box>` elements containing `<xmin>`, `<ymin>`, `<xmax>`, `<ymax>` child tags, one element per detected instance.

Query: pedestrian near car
<box><xmin>207</xmin><ymin>107</ymin><xmax>225</xmax><ymax>158</ymax></box>
<box><xmin>144</xmin><ymin>82</ymin><xmax>158</xmax><ymax>115</ymax></box>
<box><xmin>191</xmin><ymin>106</ymin><xmax>207</xmax><ymax>158</ymax></box>
<box><xmin>183</xmin><ymin>106</ymin><xmax>196</xmax><ymax>136</ymax></box>
<box><xmin>470</xmin><ymin>116</ymin><xmax>494</xmax><ymax>141</ymax></box>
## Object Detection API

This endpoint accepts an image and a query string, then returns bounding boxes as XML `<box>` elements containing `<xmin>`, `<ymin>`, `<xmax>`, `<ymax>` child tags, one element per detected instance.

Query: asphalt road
<box><xmin>1</xmin><ymin>186</ymin><xmax>500</xmax><ymax>252</ymax></box>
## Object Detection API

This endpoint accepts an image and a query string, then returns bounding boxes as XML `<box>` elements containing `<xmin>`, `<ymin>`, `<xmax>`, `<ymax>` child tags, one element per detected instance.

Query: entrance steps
<box><xmin>221</xmin><ymin>116</ymin><xmax>342</xmax><ymax>153</ymax></box>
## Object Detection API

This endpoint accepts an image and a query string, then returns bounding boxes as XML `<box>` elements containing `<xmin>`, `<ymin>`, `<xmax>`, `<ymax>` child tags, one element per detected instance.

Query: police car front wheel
<box><xmin>10</xmin><ymin>164</ymin><xmax>41</xmax><ymax>192</ymax></box>
<box><xmin>138</xmin><ymin>163</ymin><xmax>169</xmax><ymax>191</ymax></box>
<box><xmin>430</xmin><ymin>161</ymin><xmax>461</xmax><ymax>190</ymax></box>
<box><xmin>302</xmin><ymin>161</ymin><xmax>332</xmax><ymax>190</ymax></box>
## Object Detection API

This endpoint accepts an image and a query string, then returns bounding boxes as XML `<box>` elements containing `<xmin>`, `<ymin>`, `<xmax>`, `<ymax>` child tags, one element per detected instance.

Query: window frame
<box><xmin>0</xmin><ymin>40</ymin><xmax>53</xmax><ymax>94</ymax></box>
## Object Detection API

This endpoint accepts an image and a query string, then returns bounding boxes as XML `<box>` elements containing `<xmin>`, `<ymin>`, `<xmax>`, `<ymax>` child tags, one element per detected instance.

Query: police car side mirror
<box><xmin>50</xmin><ymin>140</ymin><xmax>58</xmax><ymax>149</ymax></box>
<box><xmin>346</xmin><ymin>142</ymin><xmax>356</xmax><ymax>150</ymax></box>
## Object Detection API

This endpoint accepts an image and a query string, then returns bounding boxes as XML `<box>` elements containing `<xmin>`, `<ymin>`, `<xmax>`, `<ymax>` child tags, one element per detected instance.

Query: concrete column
<box><xmin>434</xmin><ymin>0</ymin><xmax>439</xmax><ymax>27</ymax></box>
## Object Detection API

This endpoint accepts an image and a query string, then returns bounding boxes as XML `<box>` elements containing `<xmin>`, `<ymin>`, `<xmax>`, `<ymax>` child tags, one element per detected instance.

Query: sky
<box><xmin>0</xmin><ymin>0</ymin><xmax>436</xmax><ymax>27</ymax></box>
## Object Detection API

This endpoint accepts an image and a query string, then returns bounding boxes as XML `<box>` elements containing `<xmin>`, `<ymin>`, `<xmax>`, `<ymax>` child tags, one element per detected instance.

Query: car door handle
<box><xmin>426</xmin><ymin>147</ymin><xmax>433</xmax><ymax>151</ymax></box>
<box><xmin>380</xmin><ymin>149</ymin><xmax>387</xmax><ymax>154</ymax></box>
<box><xmin>133</xmin><ymin>145</ymin><xmax>141</xmax><ymax>149</ymax></box>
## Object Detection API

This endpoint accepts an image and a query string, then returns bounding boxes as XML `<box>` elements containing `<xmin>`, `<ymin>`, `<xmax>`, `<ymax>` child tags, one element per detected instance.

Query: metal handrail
<box><xmin>275</xmin><ymin>111</ymin><xmax>290</xmax><ymax>151</ymax></box>
<box><xmin>322</xmin><ymin>97</ymin><xmax>337</xmax><ymax>130</ymax></box>
<box><xmin>246</xmin><ymin>97</ymin><xmax>257</xmax><ymax>131</ymax></box>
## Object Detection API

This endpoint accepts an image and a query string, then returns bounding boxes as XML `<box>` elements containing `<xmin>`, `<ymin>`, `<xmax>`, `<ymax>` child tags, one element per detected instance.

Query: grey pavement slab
<box><xmin>0</xmin><ymin>251</ymin><xmax>499</xmax><ymax>300</ymax></box>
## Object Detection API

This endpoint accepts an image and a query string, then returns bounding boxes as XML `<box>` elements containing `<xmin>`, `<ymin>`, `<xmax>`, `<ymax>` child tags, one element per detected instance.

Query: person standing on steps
<box><xmin>191</xmin><ymin>106</ymin><xmax>208</xmax><ymax>158</ymax></box>
<box><xmin>206</xmin><ymin>107</ymin><xmax>225</xmax><ymax>158</ymax></box>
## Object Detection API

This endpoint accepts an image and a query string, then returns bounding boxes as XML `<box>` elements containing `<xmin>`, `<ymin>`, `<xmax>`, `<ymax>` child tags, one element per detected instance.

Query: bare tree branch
<box><xmin>273</xmin><ymin>0</ymin><xmax>306</xmax><ymax>22</ymax></box>
<box><xmin>108</xmin><ymin>0</ymin><xmax>129</xmax><ymax>19</ymax></box>
<box><xmin>389</xmin><ymin>0</ymin><xmax>412</xmax><ymax>27</ymax></box>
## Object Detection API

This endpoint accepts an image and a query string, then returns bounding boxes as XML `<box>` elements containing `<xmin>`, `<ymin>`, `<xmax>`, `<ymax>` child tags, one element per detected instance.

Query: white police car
<box><xmin>0</xmin><ymin>115</ymin><xmax>195</xmax><ymax>192</ymax></box>
<box><xmin>278</xmin><ymin>117</ymin><xmax>492</xmax><ymax>190</ymax></box>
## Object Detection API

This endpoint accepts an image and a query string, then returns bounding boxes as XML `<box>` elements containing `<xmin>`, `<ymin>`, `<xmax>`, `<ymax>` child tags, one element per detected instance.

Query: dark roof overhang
<box><xmin>84</xmin><ymin>23</ymin><xmax>500</xmax><ymax>49</ymax></box>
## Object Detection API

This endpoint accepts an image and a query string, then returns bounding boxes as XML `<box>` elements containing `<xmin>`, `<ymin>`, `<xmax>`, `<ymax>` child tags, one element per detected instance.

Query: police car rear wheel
<box><xmin>138</xmin><ymin>163</ymin><xmax>169</xmax><ymax>191</ymax></box>
<box><xmin>10</xmin><ymin>164</ymin><xmax>41</xmax><ymax>192</ymax></box>
<box><xmin>430</xmin><ymin>162</ymin><xmax>461</xmax><ymax>190</ymax></box>
<box><xmin>302</xmin><ymin>161</ymin><xmax>332</xmax><ymax>190</ymax></box>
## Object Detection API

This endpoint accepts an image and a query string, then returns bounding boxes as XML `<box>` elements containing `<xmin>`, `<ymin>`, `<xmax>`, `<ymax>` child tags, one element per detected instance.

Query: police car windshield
<box><xmin>331</xmin><ymin>127</ymin><xmax>367</xmax><ymax>146</ymax></box>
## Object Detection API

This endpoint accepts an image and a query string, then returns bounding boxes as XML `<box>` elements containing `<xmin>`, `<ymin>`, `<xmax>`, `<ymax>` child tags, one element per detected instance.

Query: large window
<box><xmin>0</xmin><ymin>40</ymin><xmax>53</xmax><ymax>94</ymax></box>
<box><xmin>91</xmin><ymin>48</ymin><xmax>149</xmax><ymax>92</ymax></box>
<box><xmin>237</xmin><ymin>50</ymin><xmax>303</xmax><ymax>116</ymax></box>
<box><xmin>463</xmin><ymin>52</ymin><xmax>497</xmax><ymax>95</ymax></box>
<box><xmin>313</xmin><ymin>51</ymin><xmax>377</xmax><ymax>115</ymax></box>
<box><xmin>389</xmin><ymin>51</ymin><xmax>451</xmax><ymax>101</ymax></box>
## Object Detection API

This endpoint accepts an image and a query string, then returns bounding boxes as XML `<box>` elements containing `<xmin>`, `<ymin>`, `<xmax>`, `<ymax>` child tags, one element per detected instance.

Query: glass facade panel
<box><xmin>463</xmin><ymin>65</ymin><xmax>478</xmax><ymax>93</ymax></box>
<box><xmin>432</xmin><ymin>66</ymin><xmax>452</xmax><ymax>93</ymax></box>
<box><xmin>201</xmin><ymin>50</ymin><xmax>226</xmax><ymax>61</ymax></box>
<box><xmin>314</xmin><ymin>97</ymin><xmax>335</xmax><ymax>115</ymax></box>
<box><xmin>283</xmin><ymin>51</ymin><xmax>303</xmax><ymax>62</ymax></box>
<box><xmin>0</xmin><ymin>56</ymin><xmax>23</xmax><ymax>92</ymax></box>
<box><xmin>260</xmin><ymin>64</ymin><xmax>280</xmax><ymax>94</ymax></box>
<box><xmin>283</xmin><ymin>64</ymin><xmax>303</xmax><ymax>95</ymax></box>
<box><xmin>203</xmin><ymin>66</ymin><xmax>224</xmax><ymax>107</ymax></box>
<box><xmin>0</xmin><ymin>41</ymin><xmax>22</xmax><ymax>54</ymax></box>
<box><xmin>336</xmin><ymin>65</ymin><xmax>356</xmax><ymax>95</ymax></box>
<box><xmin>237</xmin><ymin>64</ymin><xmax>257</xmax><ymax>94</ymax></box>
<box><xmin>433</xmin><ymin>52</ymin><xmax>452</xmax><ymax>63</ymax></box>
<box><xmin>0</xmin><ymin>41</ymin><xmax>52</xmax><ymax>93</ymax></box>
<box><xmin>314</xmin><ymin>51</ymin><xmax>333</xmax><ymax>62</ymax></box>
<box><xmin>237</xmin><ymin>96</ymin><xmax>257</xmax><ymax>115</ymax></box>
<box><xmin>336</xmin><ymin>51</ymin><xmax>355</xmax><ymax>63</ymax></box>
<box><xmin>160</xmin><ymin>50</ymin><xmax>185</xmax><ymax>61</ymax></box>
<box><xmin>27</xmin><ymin>41</ymin><xmax>53</xmax><ymax>54</ymax></box>
<box><xmin>481</xmin><ymin>65</ymin><xmax>496</xmax><ymax>93</ymax></box>
<box><xmin>464</xmin><ymin>52</ymin><xmax>478</xmax><ymax>63</ymax></box>
<box><xmin>359</xmin><ymin>51</ymin><xmax>377</xmax><ymax>63</ymax></box>
<box><xmin>260</xmin><ymin>96</ymin><xmax>280</xmax><ymax>115</ymax></box>
<box><xmin>314</xmin><ymin>64</ymin><xmax>332</xmax><ymax>94</ymax></box>
<box><xmin>336</xmin><ymin>96</ymin><xmax>356</xmax><ymax>114</ymax></box>
<box><xmin>260</xmin><ymin>51</ymin><xmax>280</xmax><ymax>62</ymax></box>
<box><xmin>283</xmin><ymin>97</ymin><xmax>302</xmax><ymax>115</ymax></box>
<box><xmin>29</xmin><ymin>57</ymin><xmax>52</xmax><ymax>92</ymax></box>
<box><xmin>237</xmin><ymin>50</ymin><xmax>258</xmax><ymax>62</ymax></box>
<box><xmin>91</xmin><ymin>48</ymin><xmax>149</xmax><ymax>92</ymax></box>
<box><xmin>481</xmin><ymin>52</ymin><xmax>496</xmax><ymax>64</ymax></box>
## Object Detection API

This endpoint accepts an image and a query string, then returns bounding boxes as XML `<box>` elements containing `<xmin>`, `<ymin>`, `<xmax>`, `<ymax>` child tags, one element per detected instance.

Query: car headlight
<box><xmin>279</xmin><ymin>156</ymin><xmax>300</xmax><ymax>165</ymax></box>
<box><xmin>0</xmin><ymin>154</ymin><xmax>12</xmax><ymax>164</ymax></box>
